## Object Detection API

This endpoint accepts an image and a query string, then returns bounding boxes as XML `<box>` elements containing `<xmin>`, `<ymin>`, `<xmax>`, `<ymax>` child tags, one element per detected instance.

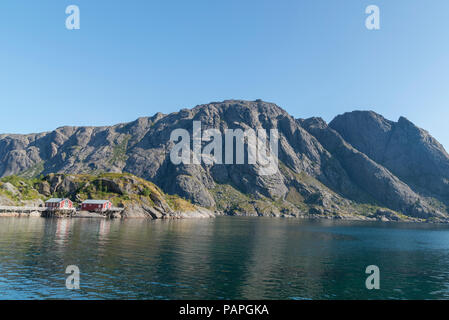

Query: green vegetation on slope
<box><xmin>0</xmin><ymin>172</ymin><xmax>196</xmax><ymax>213</ymax></box>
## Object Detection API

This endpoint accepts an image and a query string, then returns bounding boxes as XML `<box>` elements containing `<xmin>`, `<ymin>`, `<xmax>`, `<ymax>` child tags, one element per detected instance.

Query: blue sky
<box><xmin>1</xmin><ymin>1</ymin><xmax>449</xmax><ymax>148</ymax></box>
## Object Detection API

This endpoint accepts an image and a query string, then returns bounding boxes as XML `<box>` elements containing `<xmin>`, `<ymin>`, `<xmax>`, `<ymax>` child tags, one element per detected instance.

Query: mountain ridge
<box><xmin>0</xmin><ymin>100</ymin><xmax>448</xmax><ymax>222</ymax></box>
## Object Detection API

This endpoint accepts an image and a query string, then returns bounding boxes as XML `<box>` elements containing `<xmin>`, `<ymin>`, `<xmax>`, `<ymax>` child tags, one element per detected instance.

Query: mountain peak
<box><xmin>191</xmin><ymin>99</ymin><xmax>287</xmax><ymax>114</ymax></box>
<box><xmin>330</xmin><ymin>110</ymin><xmax>449</xmax><ymax>201</ymax></box>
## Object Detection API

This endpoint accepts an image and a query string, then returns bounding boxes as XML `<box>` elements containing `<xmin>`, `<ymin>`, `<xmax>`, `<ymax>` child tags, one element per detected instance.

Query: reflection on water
<box><xmin>1</xmin><ymin>216</ymin><xmax>449</xmax><ymax>299</ymax></box>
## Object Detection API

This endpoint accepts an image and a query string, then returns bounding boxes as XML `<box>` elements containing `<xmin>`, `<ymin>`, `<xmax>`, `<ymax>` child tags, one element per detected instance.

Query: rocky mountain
<box><xmin>0</xmin><ymin>100</ymin><xmax>448</xmax><ymax>222</ymax></box>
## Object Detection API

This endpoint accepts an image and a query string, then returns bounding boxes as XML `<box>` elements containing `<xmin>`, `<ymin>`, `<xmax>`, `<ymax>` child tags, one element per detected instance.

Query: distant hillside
<box><xmin>0</xmin><ymin>100</ymin><xmax>448</xmax><ymax>222</ymax></box>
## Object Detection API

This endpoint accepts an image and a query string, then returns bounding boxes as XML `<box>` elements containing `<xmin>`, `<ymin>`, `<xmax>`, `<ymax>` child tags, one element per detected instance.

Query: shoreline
<box><xmin>0</xmin><ymin>208</ymin><xmax>220</xmax><ymax>220</ymax></box>
<box><xmin>0</xmin><ymin>210</ymin><xmax>442</xmax><ymax>224</ymax></box>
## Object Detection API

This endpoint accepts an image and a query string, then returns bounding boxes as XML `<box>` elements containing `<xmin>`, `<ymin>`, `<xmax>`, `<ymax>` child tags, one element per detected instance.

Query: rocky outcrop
<box><xmin>0</xmin><ymin>173</ymin><xmax>217</xmax><ymax>219</ymax></box>
<box><xmin>43</xmin><ymin>173</ymin><xmax>217</xmax><ymax>219</ymax></box>
<box><xmin>0</xmin><ymin>194</ymin><xmax>15</xmax><ymax>206</ymax></box>
<box><xmin>1</xmin><ymin>182</ymin><xmax>18</xmax><ymax>196</ymax></box>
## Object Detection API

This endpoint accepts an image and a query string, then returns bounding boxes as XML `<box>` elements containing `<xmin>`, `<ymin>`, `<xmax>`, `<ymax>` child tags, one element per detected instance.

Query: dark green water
<box><xmin>1</xmin><ymin>216</ymin><xmax>449</xmax><ymax>299</ymax></box>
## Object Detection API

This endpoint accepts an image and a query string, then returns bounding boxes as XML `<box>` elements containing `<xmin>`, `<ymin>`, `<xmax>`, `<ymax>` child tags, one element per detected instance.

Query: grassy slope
<box><xmin>0</xmin><ymin>173</ymin><xmax>196</xmax><ymax>212</ymax></box>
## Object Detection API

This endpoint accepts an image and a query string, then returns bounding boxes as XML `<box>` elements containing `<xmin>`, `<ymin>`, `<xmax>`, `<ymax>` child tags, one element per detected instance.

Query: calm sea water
<box><xmin>1</xmin><ymin>216</ymin><xmax>449</xmax><ymax>299</ymax></box>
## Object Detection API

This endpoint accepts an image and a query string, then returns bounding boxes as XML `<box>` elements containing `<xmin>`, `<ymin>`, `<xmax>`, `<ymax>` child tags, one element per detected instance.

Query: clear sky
<box><xmin>1</xmin><ymin>0</ymin><xmax>449</xmax><ymax>148</ymax></box>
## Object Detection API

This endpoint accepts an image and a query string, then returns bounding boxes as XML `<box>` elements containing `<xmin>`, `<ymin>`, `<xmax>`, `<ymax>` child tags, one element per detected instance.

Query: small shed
<box><xmin>81</xmin><ymin>200</ymin><xmax>112</xmax><ymax>212</ymax></box>
<box><xmin>45</xmin><ymin>198</ymin><xmax>73</xmax><ymax>209</ymax></box>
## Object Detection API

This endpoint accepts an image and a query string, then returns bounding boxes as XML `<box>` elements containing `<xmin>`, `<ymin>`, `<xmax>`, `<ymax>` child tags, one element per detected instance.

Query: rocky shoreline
<box><xmin>0</xmin><ymin>207</ymin><xmax>436</xmax><ymax>223</ymax></box>
<box><xmin>0</xmin><ymin>209</ymin><xmax>219</xmax><ymax>219</ymax></box>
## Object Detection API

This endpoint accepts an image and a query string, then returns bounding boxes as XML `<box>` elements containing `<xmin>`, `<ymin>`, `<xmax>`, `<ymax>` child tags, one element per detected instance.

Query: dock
<box><xmin>0</xmin><ymin>206</ymin><xmax>47</xmax><ymax>213</ymax></box>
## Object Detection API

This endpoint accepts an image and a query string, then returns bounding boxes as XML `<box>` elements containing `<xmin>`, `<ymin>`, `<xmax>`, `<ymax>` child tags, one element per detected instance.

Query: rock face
<box><xmin>300</xmin><ymin>117</ymin><xmax>442</xmax><ymax>219</ymax></box>
<box><xmin>330</xmin><ymin>111</ymin><xmax>449</xmax><ymax>200</ymax></box>
<box><xmin>1</xmin><ymin>182</ymin><xmax>18</xmax><ymax>196</ymax></box>
<box><xmin>0</xmin><ymin>100</ymin><xmax>448</xmax><ymax>221</ymax></box>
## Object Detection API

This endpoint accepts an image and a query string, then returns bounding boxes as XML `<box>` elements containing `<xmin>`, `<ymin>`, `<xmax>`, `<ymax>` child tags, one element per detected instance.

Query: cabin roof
<box><xmin>45</xmin><ymin>198</ymin><xmax>66</xmax><ymax>203</ymax></box>
<box><xmin>82</xmin><ymin>200</ymin><xmax>111</xmax><ymax>204</ymax></box>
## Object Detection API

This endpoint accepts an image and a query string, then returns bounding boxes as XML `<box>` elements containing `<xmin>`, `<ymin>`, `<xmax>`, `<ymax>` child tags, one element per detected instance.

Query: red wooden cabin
<box><xmin>45</xmin><ymin>198</ymin><xmax>73</xmax><ymax>210</ymax></box>
<box><xmin>81</xmin><ymin>200</ymin><xmax>112</xmax><ymax>212</ymax></box>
